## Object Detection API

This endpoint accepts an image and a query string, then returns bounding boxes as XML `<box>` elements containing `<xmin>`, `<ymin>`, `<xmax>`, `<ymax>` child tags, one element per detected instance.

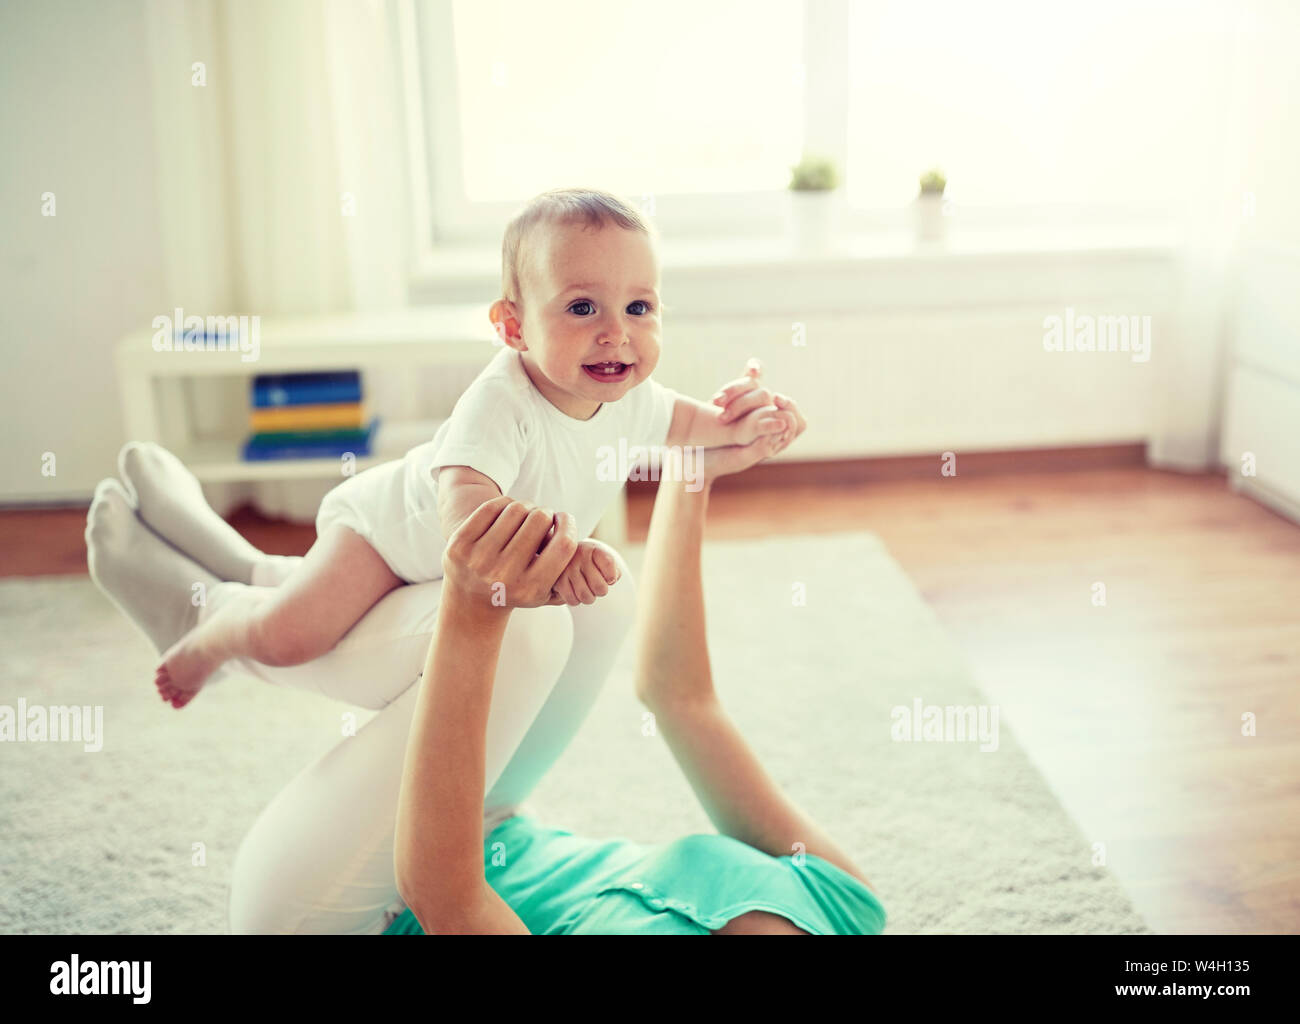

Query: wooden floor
<box><xmin>4</xmin><ymin>458</ymin><xmax>1298</xmax><ymax>934</ymax></box>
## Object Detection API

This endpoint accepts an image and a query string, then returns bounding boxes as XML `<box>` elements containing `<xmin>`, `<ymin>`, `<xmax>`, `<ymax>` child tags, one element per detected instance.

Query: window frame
<box><xmin>404</xmin><ymin>0</ymin><xmax>851</xmax><ymax>248</ymax></box>
<box><xmin>399</xmin><ymin>0</ymin><xmax>1208</xmax><ymax>271</ymax></box>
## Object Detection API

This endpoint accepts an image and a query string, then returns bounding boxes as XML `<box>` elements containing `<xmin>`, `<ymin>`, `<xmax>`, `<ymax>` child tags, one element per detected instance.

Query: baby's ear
<box><xmin>488</xmin><ymin>299</ymin><xmax>523</xmax><ymax>348</ymax></box>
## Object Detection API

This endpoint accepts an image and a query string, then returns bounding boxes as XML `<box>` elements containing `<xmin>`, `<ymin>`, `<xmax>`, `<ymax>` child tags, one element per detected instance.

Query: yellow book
<box><xmin>249</xmin><ymin>402</ymin><xmax>364</xmax><ymax>432</ymax></box>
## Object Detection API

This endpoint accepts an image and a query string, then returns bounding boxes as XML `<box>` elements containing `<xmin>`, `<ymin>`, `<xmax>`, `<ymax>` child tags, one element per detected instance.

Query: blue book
<box><xmin>252</xmin><ymin>371</ymin><xmax>362</xmax><ymax>408</ymax></box>
<box><xmin>241</xmin><ymin>418</ymin><xmax>379</xmax><ymax>461</ymax></box>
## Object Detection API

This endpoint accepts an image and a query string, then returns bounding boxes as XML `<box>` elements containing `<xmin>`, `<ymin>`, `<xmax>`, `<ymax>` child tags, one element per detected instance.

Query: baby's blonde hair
<box><xmin>501</xmin><ymin>187</ymin><xmax>658</xmax><ymax>313</ymax></box>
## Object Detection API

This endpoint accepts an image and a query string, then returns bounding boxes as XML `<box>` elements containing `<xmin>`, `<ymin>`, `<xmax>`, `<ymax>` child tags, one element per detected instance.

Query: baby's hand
<box><xmin>726</xmin><ymin>403</ymin><xmax>795</xmax><ymax>446</ymax></box>
<box><xmin>546</xmin><ymin>538</ymin><xmax>622</xmax><ymax>606</ymax></box>
<box><xmin>712</xmin><ymin>359</ymin><xmax>805</xmax><ymax>451</ymax></box>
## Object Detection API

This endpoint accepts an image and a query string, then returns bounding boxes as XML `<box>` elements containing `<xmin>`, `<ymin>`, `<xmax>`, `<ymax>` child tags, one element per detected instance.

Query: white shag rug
<box><xmin>0</xmin><ymin>531</ymin><xmax>1149</xmax><ymax>934</ymax></box>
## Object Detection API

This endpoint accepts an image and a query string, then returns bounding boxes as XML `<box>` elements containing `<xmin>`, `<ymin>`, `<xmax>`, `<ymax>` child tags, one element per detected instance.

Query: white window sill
<box><xmin>410</xmin><ymin>223</ymin><xmax>1182</xmax><ymax>316</ymax></box>
<box><xmin>414</xmin><ymin>222</ymin><xmax>1178</xmax><ymax>290</ymax></box>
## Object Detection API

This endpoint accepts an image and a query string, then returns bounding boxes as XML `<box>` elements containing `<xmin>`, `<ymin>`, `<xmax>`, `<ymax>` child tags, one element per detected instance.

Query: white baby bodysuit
<box><xmin>315</xmin><ymin>345</ymin><xmax>680</xmax><ymax>583</ymax></box>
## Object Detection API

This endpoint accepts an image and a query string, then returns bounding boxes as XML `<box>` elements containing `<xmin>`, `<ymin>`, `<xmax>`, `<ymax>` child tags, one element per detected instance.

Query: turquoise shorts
<box><xmin>384</xmin><ymin>813</ymin><xmax>886</xmax><ymax>935</ymax></box>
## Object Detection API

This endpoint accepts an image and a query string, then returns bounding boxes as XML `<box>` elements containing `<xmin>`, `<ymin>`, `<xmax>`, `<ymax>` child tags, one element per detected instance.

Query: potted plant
<box><xmin>914</xmin><ymin>168</ymin><xmax>948</xmax><ymax>243</ymax></box>
<box><xmin>787</xmin><ymin>154</ymin><xmax>841</xmax><ymax>253</ymax></box>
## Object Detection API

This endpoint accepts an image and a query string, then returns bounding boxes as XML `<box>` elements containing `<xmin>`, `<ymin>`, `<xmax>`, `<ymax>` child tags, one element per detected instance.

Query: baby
<box><xmin>153</xmin><ymin>187</ymin><xmax>801</xmax><ymax>706</ymax></box>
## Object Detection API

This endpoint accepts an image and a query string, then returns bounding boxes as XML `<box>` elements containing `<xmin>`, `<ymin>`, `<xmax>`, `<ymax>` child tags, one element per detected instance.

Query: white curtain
<box><xmin>144</xmin><ymin>0</ymin><xmax>413</xmax><ymax>520</ymax></box>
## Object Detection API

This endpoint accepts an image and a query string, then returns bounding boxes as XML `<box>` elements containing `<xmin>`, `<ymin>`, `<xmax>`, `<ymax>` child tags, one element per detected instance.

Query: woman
<box><xmin>85</xmin><ymin>376</ymin><xmax>884</xmax><ymax>934</ymax></box>
<box><xmin>390</xmin><ymin>432</ymin><xmax>886</xmax><ymax>935</ymax></box>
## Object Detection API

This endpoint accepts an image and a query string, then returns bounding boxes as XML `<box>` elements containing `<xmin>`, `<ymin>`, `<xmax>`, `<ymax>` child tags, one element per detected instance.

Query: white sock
<box><xmin>117</xmin><ymin>441</ymin><xmax>264</xmax><ymax>584</ymax></box>
<box><xmin>85</xmin><ymin>478</ymin><xmax>220</xmax><ymax>656</ymax></box>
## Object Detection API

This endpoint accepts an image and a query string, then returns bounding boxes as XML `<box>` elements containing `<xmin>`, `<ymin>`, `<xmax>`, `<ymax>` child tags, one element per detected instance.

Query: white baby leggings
<box><xmin>214</xmin><ymin>547</ymin><xmax>638</xmax><ymax>934</ymax></box>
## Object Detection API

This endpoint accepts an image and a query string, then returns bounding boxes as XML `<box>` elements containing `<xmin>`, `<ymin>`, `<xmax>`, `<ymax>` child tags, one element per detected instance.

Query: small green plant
<box><xmin>789</xmin><ymin>154</ymin><xmax>839</xmax><ymax>191</ymax></box>
<box><xmin>919</xmin><ymin>168</ymin><xmax>947</xmax><ymax>196</ymax></box>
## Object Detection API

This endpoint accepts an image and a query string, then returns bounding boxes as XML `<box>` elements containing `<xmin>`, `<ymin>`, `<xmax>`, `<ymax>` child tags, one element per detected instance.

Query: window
<box><xmin>846</xmin><ymin>0</ymin><xmax>1237</xmax><ymax>216</ymax></box>
<box><xmin>405</xmin><ymin>0</ymin><xmax>1243</xmax><ymax>251</ymax></box>
<box><xmin>448</xmin><ymin>0</ymin><xmax>802</xmax><ymax>199</ymax></box>
<box><xmin>413</xmin><ymin>0</ymin><xmax>807</xmax><ymax>244</ymax></box>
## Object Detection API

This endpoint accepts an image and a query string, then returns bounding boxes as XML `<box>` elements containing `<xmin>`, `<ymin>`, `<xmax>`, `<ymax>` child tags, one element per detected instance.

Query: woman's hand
<box><xmin>440</xmin><ymin>496</ymin><xmax>578</xmax><ymax>610</ymax></box>
<box><xmin>711</xmin><ymin>358</ymin><xmax>806</xmax><ymax>453</ymax></box>
<box><xmin>696</xmin><ymin>425</ymin><xmax>785</xmax><ymax>485</ymax></box>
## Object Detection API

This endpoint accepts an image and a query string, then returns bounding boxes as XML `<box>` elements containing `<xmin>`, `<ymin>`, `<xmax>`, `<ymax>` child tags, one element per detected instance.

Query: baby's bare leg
<box><xmin>155</xmin><ymin>525</ymin><xmax>404</xmax><ymax>708</ymax></box>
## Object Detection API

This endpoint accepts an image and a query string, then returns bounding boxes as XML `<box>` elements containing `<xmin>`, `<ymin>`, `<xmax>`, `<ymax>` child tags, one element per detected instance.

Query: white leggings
<box><xmin>216</xmin><ymin>548</ymin><xmax>638</xmax><ymax>934</ymax></box>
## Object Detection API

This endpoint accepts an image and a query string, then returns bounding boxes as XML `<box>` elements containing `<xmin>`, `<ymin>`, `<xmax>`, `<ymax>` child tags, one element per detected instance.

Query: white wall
<box><xmin>1</xmin><ymin>1</ymin><xmax>1292</xmax><ymax>507</ymax></box>
<box><xmin>0</xmin><ymin>0</ymin><xmax>167</xmax><ymax>503</ymax></box>
<box><xmin>1234</xmin><ymin>0</ymin><xmax>1300</xmax><ymax>249</ymax></box>
<box><xmin>1216</xmin><ymin>0</ymin><xmax>1300</xmax><ymax>519</ymax></box>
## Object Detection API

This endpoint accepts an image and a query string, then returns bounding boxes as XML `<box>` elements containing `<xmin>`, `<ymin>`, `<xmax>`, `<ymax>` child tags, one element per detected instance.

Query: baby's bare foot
<box><xmin>153</xmin><ymin>601</ymin><xmax>241</xmax><ymax>709</ymax></box>
<box><xmin>155</xmin><ymin>642</ymin><xmax>221</xmax><ymax>709</ymax></box>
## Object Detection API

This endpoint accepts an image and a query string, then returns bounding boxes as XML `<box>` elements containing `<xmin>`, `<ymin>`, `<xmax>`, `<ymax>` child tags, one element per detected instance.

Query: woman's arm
<box><xmin>393</xmin><ymin>497</ymin><xmax>576</xmax><ymax>933</ymax></box>
<box><xmin>634</xmin><ymin>465</ymin><xmax>876</xmax><ymax>892</ymax></box>
<box><xmin>393</xmin><ymin>591</ymin><xmax>530</xmax><ymax>933</ymax></box>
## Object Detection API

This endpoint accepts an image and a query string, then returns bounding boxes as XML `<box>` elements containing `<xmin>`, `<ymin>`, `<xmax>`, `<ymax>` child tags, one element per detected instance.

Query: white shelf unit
<box><xmin>113</xmin><ymin>305</ymin><xmax>629</xmax><ymax>543</ymax></box>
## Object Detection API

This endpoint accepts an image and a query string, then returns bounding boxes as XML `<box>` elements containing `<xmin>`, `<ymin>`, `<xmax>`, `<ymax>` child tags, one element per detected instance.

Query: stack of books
<box><xmin>242</xmin><ymin>370</ymin><xmax>379</xmax><ymax>461</ymax></box>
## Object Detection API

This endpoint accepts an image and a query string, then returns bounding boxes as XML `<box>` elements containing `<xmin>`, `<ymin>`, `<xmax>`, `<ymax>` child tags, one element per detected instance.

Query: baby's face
<box><xmin>513</xmin><ymin>221</ymin><xmax>662</xmax><ymax>420</ymax></box>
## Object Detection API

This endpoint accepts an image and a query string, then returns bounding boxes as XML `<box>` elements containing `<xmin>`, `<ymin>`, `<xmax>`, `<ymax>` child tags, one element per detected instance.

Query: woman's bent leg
<box><xmin>199</xmin><ymin>545</ymin><xmax>635</xmax><ymax>721</ymax></box>
<box><xmin>486</xmin><ymin>549</ymin><xmax>638</xmax><ymax>808</ymax></box>
<box><xmin>199</xmin><ymin>575</ymin><xmax>442</xmax><ymax>708</ymax></box>
<box><xmin>156</xmin><ymin>525</ymin><xmax>403</xmax><ymax>706</ymax></box>
<box><xmin>227</xmin><ymin>598</ymin><xmax>574</xmax><ymax>934</ymax></box>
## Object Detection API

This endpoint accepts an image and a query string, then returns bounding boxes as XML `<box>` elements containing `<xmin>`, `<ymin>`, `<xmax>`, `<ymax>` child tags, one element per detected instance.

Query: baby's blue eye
<box><xmin>567</xmin><ymin>299</ymin><xmax>655</xmax><ymax>316</ymax></box>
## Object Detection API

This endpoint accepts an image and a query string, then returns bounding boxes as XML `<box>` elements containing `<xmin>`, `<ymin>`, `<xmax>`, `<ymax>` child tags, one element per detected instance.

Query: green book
<box><xmin>245</xmin><ymin>426</ymin><xmax>371</xmax><ymax>448</ymax></box>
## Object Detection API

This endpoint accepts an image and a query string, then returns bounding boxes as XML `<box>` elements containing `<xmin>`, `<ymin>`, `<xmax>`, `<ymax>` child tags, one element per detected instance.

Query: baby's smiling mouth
<box><xmin>581</xmin><ymin>361</ymin><xmax>633</xmax><ymax>380</ymax></box>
